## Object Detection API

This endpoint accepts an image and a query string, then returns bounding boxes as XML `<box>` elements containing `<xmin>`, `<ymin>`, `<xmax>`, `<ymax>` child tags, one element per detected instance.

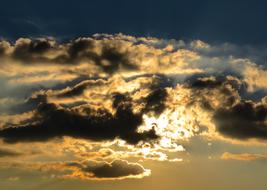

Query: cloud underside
<box><xmin>64</xmin><ymin>159</ymin><xmax>151</xmax><ymax>180</ymax></box>
<box><xmin>1</xmin><ymin>34</ymin><xmax>267</xmax><ymax>180</ymax></box>
<box><xmin>1</xmin><ymin>159</ymin><xmax>150</xmax><ymax>180</ymax></box>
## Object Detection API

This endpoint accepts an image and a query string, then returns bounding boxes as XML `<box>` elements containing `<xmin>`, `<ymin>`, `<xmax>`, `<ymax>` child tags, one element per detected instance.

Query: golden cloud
<box><xmin>221</xmin><ymin>152</ymin><xmax>267</xmax><ymax>161</ymax></box>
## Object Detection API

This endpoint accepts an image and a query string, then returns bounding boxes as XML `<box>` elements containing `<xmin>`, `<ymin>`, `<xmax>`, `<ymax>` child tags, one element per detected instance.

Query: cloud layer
<box><xmin>1</xmin><ymin>34</ymin><xmax>267</xmax><ymax>180</ymax></box>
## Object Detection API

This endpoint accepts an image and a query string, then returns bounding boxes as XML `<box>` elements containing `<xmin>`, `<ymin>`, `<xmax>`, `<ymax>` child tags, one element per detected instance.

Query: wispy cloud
<box><xmin>221</xmin><ymin>152</ymin><xmax>267</xmax><ymax>161</ymax></box>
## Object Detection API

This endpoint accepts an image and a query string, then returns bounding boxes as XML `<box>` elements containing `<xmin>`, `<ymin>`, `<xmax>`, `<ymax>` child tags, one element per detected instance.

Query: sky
<box><xmin>1</xmin><ymin>0</ymin><xmax>267</xmax><ymax>44</ymax></box>
<box><xmin>1</xmin><ymin>1</ymin><xmax>267</xmax><ymax>190</ymax></box>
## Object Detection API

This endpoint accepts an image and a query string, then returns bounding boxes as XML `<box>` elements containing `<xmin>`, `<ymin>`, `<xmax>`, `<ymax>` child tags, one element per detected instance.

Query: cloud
<box><xmin>0</xmin><ymin>73</ymin><xmax>173</xmax><ymax>145</ymax></box>
<box><xmin>12</xmin><ymin>38</ymin><xmax>55</xmax><ymax>62</ymax></box>
<box><xmin>2</xmin><ymin>34</ymin><xmax>267</xmax><ymax>179</ymax></box>
<box><xmin>0</xmin><ymin>101</ymin><xmax>158</xmax><ymax>144</ymax></box>
<box><xmin>0</xmin><ymin>159</ymin><xmax>150</xmax><ymax>181</ymax></box>
<box><xmin>64</xmin><ymin>159</ymin><xmax>151</xmax><ymax>180</ymax></box>
<box><xmin>1</xmin><ymin>74</ymin><xmax>267</xmax><ymax>146</ymax></box>
<box><xmin>221</xmin><ymin>152</ymin><xmax>267</xmax><ymax>161</ymax></box>
<box><xmin>0</xmin><ymin>75</ymin><xmax>172</xmax><ymax>144</ymax></box>
<box><xmin>0</xmin><ymin>34</ymin><xmax>201</xmax><ymax>78</ymax></box>
<box><xmin>213</xmin><ymin>100</ymin><xmax>267</xmax><ymax>140</ymax></box>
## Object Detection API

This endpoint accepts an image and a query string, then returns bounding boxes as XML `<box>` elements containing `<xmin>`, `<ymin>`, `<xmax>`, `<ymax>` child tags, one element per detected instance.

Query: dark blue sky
<box><xmin>1</xmin><ymin>0</ymin><xmax>267</xmax><ymax>44</ymax></box>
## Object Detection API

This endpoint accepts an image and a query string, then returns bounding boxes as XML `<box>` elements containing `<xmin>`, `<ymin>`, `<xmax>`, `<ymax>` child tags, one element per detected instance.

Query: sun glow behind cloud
<box><xmin>1</xmin><ymin>34</ymin><xmax>267</xmax><ymax>182</ymax></box>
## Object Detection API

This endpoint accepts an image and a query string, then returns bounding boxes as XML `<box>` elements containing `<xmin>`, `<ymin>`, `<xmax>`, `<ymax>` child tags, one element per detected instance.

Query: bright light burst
<box><xmin>138</xmin><ymin>105</ymin><xmax>200</xmax><ymax>152</ymax></box>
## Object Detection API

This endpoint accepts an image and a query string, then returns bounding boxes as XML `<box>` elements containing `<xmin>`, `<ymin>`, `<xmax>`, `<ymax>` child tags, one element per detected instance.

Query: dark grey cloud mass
<box><xmin>0</xmin><ymin>37</ymin><xmax>141</xmax><ymax>75</ymax></box>
<box><xmin>0</xmin><ymin>101</ymin><xmax>158</xmax><ymax>144</ymax></box>
<box><xmin>66</xmin><ymin>159</ymin><xmax>148</xmax><ymax>179</ymax></box>
<box><xmin>1</xmin><ymin>34</ymin><xmax>267</xmax><ymax>146</ymax></box>
<box><xmin>2</xmin><ymin>74</ymin><xmax>267</xmax><ymax>144</ymax></box>
<box><xmin>0</xmin><ymin>80</ymin><xmax>170</xmax><ymax>144</ymax></box>
<box><xmin>214</xmin><ymin>101</ymin><xmax>267</xmax><ymax>140</ymax></box>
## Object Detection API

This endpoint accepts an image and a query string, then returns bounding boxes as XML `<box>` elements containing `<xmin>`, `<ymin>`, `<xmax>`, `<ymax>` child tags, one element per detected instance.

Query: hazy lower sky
<box><xmin>1</xmin><ymin>1</ymin><xmax>267</xmax><ymax>190</ymax></box>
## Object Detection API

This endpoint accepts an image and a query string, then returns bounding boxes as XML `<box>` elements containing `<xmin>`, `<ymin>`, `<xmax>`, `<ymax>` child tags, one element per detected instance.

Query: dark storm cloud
<box><xmin>185</xmin><ymin>76</ymin><xmax>243</xmax><ymax>111</ymax></box>
<box><xmin>12</xmin><ymin>38</ymin><xmax>54</xmax><ymax>62</ymax></box>
<box><xmin>55</xmin><ymin>37</ymin><xmax>137</xmax><ymax>74</ymax></box>
<box><xmin>66</xmin><ymin>159</ymin><xmax>150</xmax><ymax>180</ymax></box>
<box><xmin>214</xmin><ymin>101</ymin><xmax>267</xmax><ymax>140</ymax></box>
<box><xmin>7</xmin><ymin>38</ymin><xmax>82</xmax><ymax>63</ymax></box>
<box><xmin>184</xmin><ymin>76</ymin><xmax>267</xmax><ymax>141</ymax></box>
<box><xmin>0</xmin><ymin>69</ymin><xmax>174</xmax><ymax>144</ymax></box>
<box><xmin>67</xmin><ymin>38</ymin><xmax>95</xmax><ymax>61</ymax></box>
<box><xmin>96</xmin><ymin>45</ymin><xmax>137</xmax><ymax>74</ymax></box>
<box><xmin>0</xmin><ymin>85</ymin><xmax>163</xmax><ymax>144</ymax></box>
<box><xmin>142</xmin><ymin>88</ymin><xmax>167</xmax><ymax>115</ymax></box>
<box><xmin>0</xmin><ymin>102</ymin><xmax>158</xmax><ymax>144</ymax></box>
<box><xmin>0</xmin><ymin>37</ymin><xmax>139</xmax><ymax>74</ymax></box>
